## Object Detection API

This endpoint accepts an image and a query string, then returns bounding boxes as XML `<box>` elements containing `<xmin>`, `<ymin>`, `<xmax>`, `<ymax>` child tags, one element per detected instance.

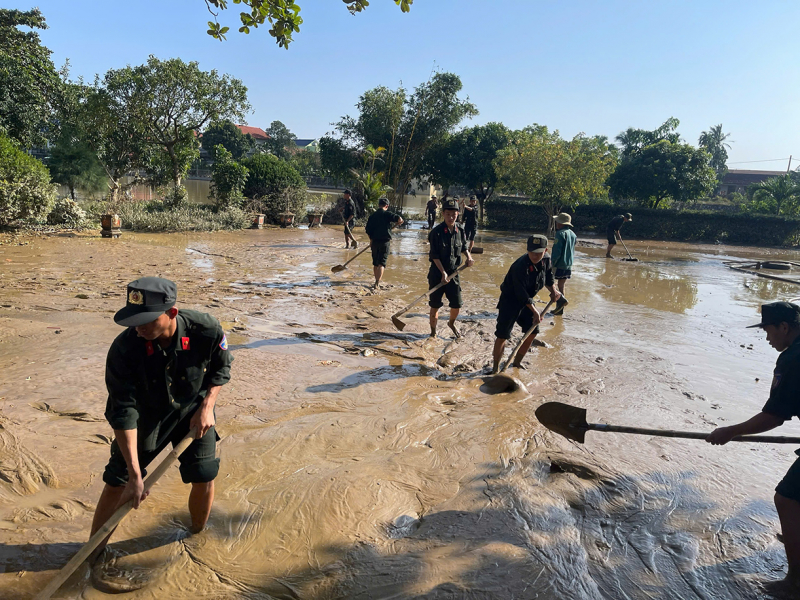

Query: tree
<box><xmin>290</xmin><ymin>149</ymin><xmax>321</xmax><ymax>177</ymax></box>
<box><xmin>202</xmin><ymin>120</ymin><xmax>254</xmax><ymax>160</ymax></box>
<box><xmin>319</xmin><ymin>135</ymin><xmax>358</xmax><ymax>181</ymax></box>
<box><xmin>0</xmin><ymin>132</ymin><xmax>56</xmax><ymax>225</ymax></box>
<box><xmin>745</xmin><ymin>175</ymin><xmax>800</xmax><ymax>215</ymax></box>
<box><xmin>0</xmin><ymin>9</ymin><xmax>62</xmax><ymax>148</ymax></box>
<box><xmin>104</xmin><ymin>56</ymin><xmax>250</xmax><ymax>189</ymax></box>
<box><xmin>210</xmin><ymin>145</ymin><xmax>249</xmax><ymax>208</ymax></box>
<box><xmin>349</xmin><ymin>145</ymin><xmax>392</xmax><ymax>210</ymax></box>
<box><xmin>329</xmin><ymin>72</ymin><xmax>477</xmax><ymax>207</ymax></box>
<box><xmin>698</xmin><ymin>124</ymin><xmax>731</xmax><ymax>182</ymax></box>
<box><xmin>423</xmin><ymin>122</ymin><xmax>511</xmax><ymax>221</ymax></box>
<box><xmin>203</xmin><ymin>0</ymin><xmax>412</xmax><ymax>46</ymax></box>
<box><xmin>264</xmin><ymin>120</ymin><xmax>296</xmax><ymax>160</ymax></box>
<box><xmin>495</xmin><ymin>125</ymin><xmax>617</xmax><ymax>233</ymax></box>
<box><xmin>47</xmin><ymin>126</ymin><xmax>107</xmax><ymax>200</ymax></box>
<box><xmin>615</xmin><ymin>117</ymin><xmax>681</xmax><ymax>159</ymax></box>
<box><xmin>607</xmin><ymin>140</ymin><xmax>716</xmax><ymax>209</ymax></box>
<box><xmin>241</xmin><ymin>153</ymin><xmax>304</xmax><ymax>199</ymax></box>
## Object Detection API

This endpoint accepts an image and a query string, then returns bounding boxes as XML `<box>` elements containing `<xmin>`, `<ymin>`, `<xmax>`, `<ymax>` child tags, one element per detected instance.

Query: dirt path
<box><xmin>1</xmin><ymin>226</ymin><xmax>799</xmax><ymax>598</ymax></box>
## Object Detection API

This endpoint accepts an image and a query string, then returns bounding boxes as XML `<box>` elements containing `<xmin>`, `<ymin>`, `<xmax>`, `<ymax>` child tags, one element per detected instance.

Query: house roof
<box><xmin>722</xmin><ymin>169</ymin><xmax>786</xmax><ymax>186</ymax></box>
<box><xmin>295</xmin><ymin>138</ymin><xmax>318</xmax><ymax>147</ymax></box>
<box><xmin>236</xmin><ymin>125</ymin><xmax>269</xmax><ymax>140</ymax></box>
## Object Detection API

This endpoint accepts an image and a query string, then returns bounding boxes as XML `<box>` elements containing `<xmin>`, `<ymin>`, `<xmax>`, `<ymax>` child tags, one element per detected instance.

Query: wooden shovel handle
<box><xmin>339</xmin><ymin>243</ymin><xmax>372</xmax><ymax>269</ymax></box>
<box><xmin>34</xmin><ymin>429</ymin><xmax>198</xmax><ymax>600</ymax></box>
<box><xmin>589</xmin><ymin>423</ymin><xmax>800</xmax><ymax>444</ymax></box>
<box><xmin>390</xmin><ymin>263</ymin><xmax>470</xmax><ymax>320</ymax></box>
<box><xmin>500</xmin><ymin>299</ymin><xmax>554</xmax><ymax>373</ymax></box>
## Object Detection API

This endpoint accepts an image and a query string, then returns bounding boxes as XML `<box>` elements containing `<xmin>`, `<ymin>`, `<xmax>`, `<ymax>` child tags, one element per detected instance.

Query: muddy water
<box><xmin>1</xmin><ymin>226</ymin><xmax>800</xmax><ymax>599</ymax></box>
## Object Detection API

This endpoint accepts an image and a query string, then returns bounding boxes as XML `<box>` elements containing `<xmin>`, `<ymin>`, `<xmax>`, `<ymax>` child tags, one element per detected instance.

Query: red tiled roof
<box><xmin>236</xmin><ymin>125</ymin><xmax>269</xmax><ymax>140</ymax></box>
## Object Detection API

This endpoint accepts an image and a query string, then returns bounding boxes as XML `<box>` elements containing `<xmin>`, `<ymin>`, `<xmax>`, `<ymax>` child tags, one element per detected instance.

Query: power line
<box><xmin>727</xmin><ymin>157</ymin><xmax>792</xmax><ymax>165</ymax></box>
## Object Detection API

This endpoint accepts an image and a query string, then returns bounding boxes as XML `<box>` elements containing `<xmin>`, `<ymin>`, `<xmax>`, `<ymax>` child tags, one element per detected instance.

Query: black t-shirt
<box><xmin>343</xmin><ymin>198</ymin><xmax>355</xmax><ymax>220</ymax></box>
<box><xmin>762</xmin><ymin>337</ymin><xmax>800</xmax><ymax>421</ymax></box>
<box><xmin>464</xmin><ymin>205</ymin><xmax>477</xmax><ymax>228</ymax></box>
<box><xmin>499</xmin><ymin>253</ymin><xmax>554</xmax><ymax>307</ymax></box>
<box><xmin>607</xmin><ymin>215</ymin><xmax>625</xmax><ymax>233</ymax></box>
<box><xmin>426</xmin><ymin>200</ymin><xmax>438</xmax><ymax>217</ymax></box>
<box><xmin>365</xmin><ymin>209</ymin><xmax>401</xmax><ymax>242</ymax></box>
<box><xmin>428</xmin><ymin>221</ymin><xmax>466</xmax><ymax>274</ymax></box>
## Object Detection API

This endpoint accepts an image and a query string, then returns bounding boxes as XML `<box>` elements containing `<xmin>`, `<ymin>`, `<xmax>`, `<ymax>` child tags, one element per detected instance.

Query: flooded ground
<box><xmin>2</xmin><ymin>224</ymin><xmax>800</xmax><ymax>599</ymax></box>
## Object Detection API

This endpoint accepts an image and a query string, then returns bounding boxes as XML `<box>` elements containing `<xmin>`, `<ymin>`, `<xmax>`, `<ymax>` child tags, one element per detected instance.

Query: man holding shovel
<box><xmin>365</xmin><ymin>197</ymin><xmax>404</xmax><ymax>289</ymax></box>
<box><xmin>90</xmin><ymin>277</ymin><xmax>233</xmax><ymax>555</ymax></box>
<box><xmin>605</xmin><ymin>212</ymin><xmax>632</xmax><ymax>258</ymax></box>
<box><xmin>707</xmin><ymin>301</ymin><xmax>800</xmax><ymax>594</ymax></box>
<box><xmin>425</xmin><ymin>195</ymin><xmax>438</xmax><ymax>230</ymax></box>
<box><xmin>339</xmin><ymin>189</ymin><xmax>358</xmax><ymax>249</ymax></box>
<box><xmin>428</xmin><ymin>198</ymin><xmax>474</xmax><ymax>338</ymax></box>
<box><xmin>491</xmin><ymin>235</ymin><xmax>560</xmax><ymax>373</ymax></box>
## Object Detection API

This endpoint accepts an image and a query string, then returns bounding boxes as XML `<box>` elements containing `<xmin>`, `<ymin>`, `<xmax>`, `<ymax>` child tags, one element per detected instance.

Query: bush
<box><xmin>484</xmin><ymin>200</ymin><xmax>800</xmax><ymax>247</ymax></box>
<box><xmin>241</xmin><ymin>153</ymin><xmax>305</xmax><ymax>199</ymax></box>
<box><xmin>47</xmin><ymin>197</ymin><xmax>87</xmax><ymax>227</ymax></box>
<box><xmin>160</xmin><ymin>183</ymin><xmax>189</xmax><ymax>208</ymax></box>
<box><xmin>210</xmin><ymin>145</ymin><xmax>248</xmax><ymax>209</ymax></box>
<box><xmin>114</xmin><ymin>200</ymin><xmax>250</xmax><ymax>232</ymax></box>
<box><xmin>244</xmin><ymin>186</ymin><xmax>308</xmax><ymax>225</ymax></box>
<box><xmin>0</xmin><ymin>133</ymin><xmax>57</xmax><ymax>225</ymax></box>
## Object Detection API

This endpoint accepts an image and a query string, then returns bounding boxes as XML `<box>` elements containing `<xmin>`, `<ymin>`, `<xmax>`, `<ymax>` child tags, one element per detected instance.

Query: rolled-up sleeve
<box><xmin>206</xmin><ymin>326</ymin><xmax>233</xmax><ymax>387</ymax></box>
<box><xmin>104</xmin><ymin>342</ymin><xmax>140</xmax><ymax>430</ymax></box>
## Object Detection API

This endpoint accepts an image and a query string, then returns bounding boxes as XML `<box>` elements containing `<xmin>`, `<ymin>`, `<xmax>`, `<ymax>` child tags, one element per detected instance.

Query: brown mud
<box><xmin>1</xmin><ymin>226</ymin><xmax>800</xmax><ymax>598</ymax></box>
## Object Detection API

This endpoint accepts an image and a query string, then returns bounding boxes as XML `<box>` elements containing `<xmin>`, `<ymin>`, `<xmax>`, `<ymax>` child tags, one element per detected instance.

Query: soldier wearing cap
<box><xmin>365</xmin><ymin>198</ymin><xmax>404</xmax><ymax>288</ymax></box>
<box><xmin>463</xmin><ymin>195</ymin><xmax>479</xmax><ymax>252</ymax></box>
<box><xmin>707</xmin><ymin>301</ymin><xmax>800</xmax><ymax>593</ymax></box>
<box><xmin>90</xmin><ymin>277</ymin><xmax>233</xmax><ymax>551</ymax></box>
<box><xmin>427</xmin><ymin>198</ymin><xmax>474</xmax><ymax>338</ymax></box>
<box><xmin>339</xmin><ymin>189</ymin><xmax>358</xmax><ymax>249</ymax></box>
<box><xmin>551</xmin><ymin>212</ymin><xmax>576</xmax><ymax>315</ymax></box>
<box><xmin>425</xmin><ymin>195</ymin><xmax>438</xmax><ymax>230</ymax></box>
<box><xmin>491</xmin><ymin>235</ymin><xmax>561</xmax><ymax>373</ymax></box>
<box><xmin>605</xmin><ymin>212</ymin><xmax>632</xmax><ymax>258</ymax></box>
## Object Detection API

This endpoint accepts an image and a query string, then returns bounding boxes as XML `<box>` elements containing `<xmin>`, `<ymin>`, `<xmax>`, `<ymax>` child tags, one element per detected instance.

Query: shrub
<box><xmin>47</xmin><ymin>197</ymin><xmax>87</xmax><ymax>227</ymax></box>
<box><xmin>209</xmin><ymin>145</ymin><xmax>248</xmax><ymax>209</ymax></box>
<box><xmin>0</xmin><ymin>133</ymin><xmax>57</xmax><ymax>225</ymax></box>
<box><xmin>160</xmin><ymin>183</ymin><xmax>189</xmax><ymax>208</ymax></box>
<box><xmin>241</xmin><ymin>153</ymin><xmax>305</xmax><ymax>199</ymax></box>
<box><xmin>114</xmin><ymin>200</ymin><xmax>250</xmax><ymax>232</ymax></box>
<box><xmin>244</xmin><ymin>186</ymin><xmax>308</xmax><ymax>225</ymax></box>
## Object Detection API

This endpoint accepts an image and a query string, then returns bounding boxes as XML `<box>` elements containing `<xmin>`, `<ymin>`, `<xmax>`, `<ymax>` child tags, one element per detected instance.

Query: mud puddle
<box><xmin>1</xmin><ymin>227</ymin><xmax>799</xmax><ymax>598</ymax></box>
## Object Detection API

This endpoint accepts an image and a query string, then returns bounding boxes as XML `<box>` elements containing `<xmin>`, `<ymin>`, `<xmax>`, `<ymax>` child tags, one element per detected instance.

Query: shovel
<box><xmin>331</xmin><ymin>242</ymin><xmax>371</xmax><ymax>273</ymax></box>
<box><xmin>618</xmin><ymin>237</ymin><xmax>639</xmax><ymax>262</ymax></box>
<box><xmin>470</xmin><ymin>247</ymin><xmax>484</xmax><ymax>254</ymax></box>
<box><xmin>482</xmin><ymin>299</ymin><xmax>557</xmax><ymax>393</ymax></box>
<box><xmin>535</xmin><ymin>402</ymin><xmax>800</xmax><ymax>444</ymax></box>
<box><xmin>34</xmin><ymin>429</ymin><xmax>198</xmax><ymax>600</ymax></box>
<box><xmin>391</xmin><ymin>264</ymin><xmax>470</xmax><ymax>331</ymax></box>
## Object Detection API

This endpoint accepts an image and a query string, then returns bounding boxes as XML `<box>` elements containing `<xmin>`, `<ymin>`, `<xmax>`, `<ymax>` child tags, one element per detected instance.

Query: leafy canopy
<box><xmin>615</xmin><ymin>117</ymin><xmax>681</xmax><ymax>159</ymax></box>
<box><xmin>0</xmin><ymin>132</ymin><xmax>56</xmax><ymax>225</ymax></box>
<box><xmin>210</xmin><ymin>145</ymin><xmax>249</xmax><ymax>209</ymax></box>
<box><xmin>241</xmin><ymin>153</ymin><xmax>304</xmax><ymax>199</ymax></box>
<box><xmin>204</xmin><ymin>0</ymin><xmax>412</xmax><ymax>46</ymax></box>
<box><xmin>203</xmin><ymin>120</ymin><xmax>254</xmax><ymax>160</ymax></box>
<box><xmin>698</xmin><ymin>124</ymin><xmax>731</xmax><ymax>182</ymax></box>
<box><xmin>47</xmin><ymin>125</ymin><xmax>107</xmax><ymax>200</ymax></box>
<box><xmin>745</xmin><ymin>174</ymin><xmax>800</xmax><ymax>215</ymax></box>
<box><xmin>264</xmin><ymin>120</ymin><xmax>296</xmax><ymax>160</ymax></box>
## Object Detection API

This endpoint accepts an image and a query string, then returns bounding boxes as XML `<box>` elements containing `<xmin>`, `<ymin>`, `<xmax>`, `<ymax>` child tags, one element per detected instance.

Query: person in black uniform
<box><xmin>425</xmin><ymin>195</ymin><xmax>438</xmax><ymax>230</ymax></box>
<box><xmin>428</xmin><ymin>198</ymin><xmax>474</xmax><ymax>338</ymax></box>
<box><xmin>365</xmin><ymin>198</ymin><xmax>404</xmax><ymax>289</ymax></box>
<box><xmin>339</xmin><ymin>189</ymin><xmax>358</xmax><ymax>249</ymax></box>
<box><xmin>90</xmin><ymin>277</ymin><xmax>233</xmax><ymax>553</ymax></box>
<box><xmin>463</xmin><ymin>195</ymin><xmax>479</xmax><ymax>252</ymax></box>
<box><xmin>605</xmin><ymin>212</ymin><xmax>632</xmax><ymax>258</ymax></box>
<box><xmin>491</xmin><ymin>235</ymin><xmax>561</xmax><ymax>373</ymax></box>
<box><xmin>707</xmin><ymin>302</ymin><xmax>800</xmax><ymax>594</ymax></box>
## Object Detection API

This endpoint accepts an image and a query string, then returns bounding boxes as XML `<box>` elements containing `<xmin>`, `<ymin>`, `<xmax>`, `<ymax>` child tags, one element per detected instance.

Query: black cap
<box><xmin>378</xmin><ymin>197</ymin><xmax>389</xmax><ymax>207</ymax></box>
<box><xmin>343</xmin><ymin>189</ymin><xmax>351</xmax><ymax>195</ymax></box>
<box><xmin>441</xmin><ymin>198</ymin><xmax>459</xmax><ymax>211</ymax></box>
<box><xmin>114</xmin><ymin>277</ymin><xmax>177</xmax><ymax>327</ymax></box>
<box><xmin>747</xmin><ymin>301</ymin><xmax>800</xmax><ymax>329</ymax></box>
<box><xmin>469</xmin><ymin>195</ymin><xmax>477</xmax><ymax>201</ymax></box>
<box><xmin>527</xmin><ymin>234</ymin><xmax>548</xmax><ymax>253</ymax></box>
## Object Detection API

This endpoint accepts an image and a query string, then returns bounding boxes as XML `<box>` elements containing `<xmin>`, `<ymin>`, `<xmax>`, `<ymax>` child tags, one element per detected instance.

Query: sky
<box><xmin>16</xmin><ymin>0</ymin><xmax>800</xmax><ymax>167</ymax></box>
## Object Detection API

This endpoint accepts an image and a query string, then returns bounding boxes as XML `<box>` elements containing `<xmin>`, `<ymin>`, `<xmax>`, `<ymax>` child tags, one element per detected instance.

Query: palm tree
<box><xmin>748</xmin><ymin>175</ymin><xmax>800</xmax><ymax>215</ymax></box>
<box><xmin>698</xmin><ymin>124</ymin><xmax>731</xmax><ymax>180</ymax></box>
<box><xmin>350</xmin><ymin>145</ymin><xmax>392</xmax><ymax>209</ymax></box>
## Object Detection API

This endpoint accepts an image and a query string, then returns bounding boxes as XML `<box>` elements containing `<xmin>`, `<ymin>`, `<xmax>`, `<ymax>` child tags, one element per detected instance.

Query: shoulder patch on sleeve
<box><xmin>219</xmin><ymin>334</ymin><xmax>228</xmax><ymax>351</ymax></box>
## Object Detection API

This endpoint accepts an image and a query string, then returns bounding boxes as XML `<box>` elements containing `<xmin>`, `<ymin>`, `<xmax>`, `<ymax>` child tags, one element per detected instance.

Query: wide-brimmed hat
<box><xmin>114</xmin><ymin>277</ymin><xmax>177</xmax><ymax>327</ymax></box>
<box><xmin>554</xmin><ymin>213</ymin><xmax>573</xmax><ymax>226</ymax></box>
<box><xmin>747</xmin><ymin>301</ymin><xmax>800</xmax><ymax>328</ymax></box>
<box><xmin>527</xmin><ymin>234</ymin><xmax>548</xmax><ymax>253</ymax></box>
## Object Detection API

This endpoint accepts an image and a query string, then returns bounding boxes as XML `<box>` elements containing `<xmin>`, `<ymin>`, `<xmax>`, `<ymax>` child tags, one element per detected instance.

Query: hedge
<box><xmin>484</xmin><ymin>201</ymin><xmax>800</xmax><ymax>247</ymax></box>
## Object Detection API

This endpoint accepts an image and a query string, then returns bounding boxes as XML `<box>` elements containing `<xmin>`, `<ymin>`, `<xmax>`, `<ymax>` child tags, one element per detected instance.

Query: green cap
<box><xmin>527</xmin><ymin>234</ymin><xmax>548</xmax><ymax>253</ymax></box>
<box><xmin>114</xmin><ymin>277</ymin><xmax>177</xmax><ymax>327</ymax></box>
<box><xmin>747</xmin><ymin>301</ymin><xmax>800</xmax><ymax>329</ymax></box>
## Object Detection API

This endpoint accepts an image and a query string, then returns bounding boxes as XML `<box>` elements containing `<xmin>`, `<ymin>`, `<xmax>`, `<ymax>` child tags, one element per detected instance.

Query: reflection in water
<box><xmin>592</xmin><ymin>260</ymin><xmax>699</xmax><ymax>314</ymax></box>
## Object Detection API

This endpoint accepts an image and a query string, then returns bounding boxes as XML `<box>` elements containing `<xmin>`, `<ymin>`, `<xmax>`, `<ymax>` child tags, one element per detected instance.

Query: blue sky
<box><xmin>17</xmin><ymin>0</ymin><xmax>800</xmax><ymax>166</ymax></box>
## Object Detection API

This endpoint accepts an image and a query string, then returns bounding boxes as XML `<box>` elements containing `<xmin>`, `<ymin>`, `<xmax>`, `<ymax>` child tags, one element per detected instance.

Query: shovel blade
<box><xmin>471</xmin><ymin>247</ymin><xmax>484</xmax><ymax>254</ymax></box>
<box><xmin>481</xmin><ymin>373</ymin><xmax>523</xmax><ymax>394</ymax></box>
<box><xmin>331</xmin><ymin>265</ymin><xmax>345</xmax><ymax>273</ymax></box>
<box><xmin>535</xmin><ymin>402</ymin><xmax>588</xmax><ymax>443</ymax></box>
<box><xmin>391</xmin><ymin>315</ymin><xmax>406</xmax><ymax>331</ymax></box>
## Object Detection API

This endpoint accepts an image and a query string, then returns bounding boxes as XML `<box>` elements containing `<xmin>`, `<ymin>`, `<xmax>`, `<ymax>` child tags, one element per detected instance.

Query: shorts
<box><xmin>103</xmin><ymin>411</ymin><xmax>220</xmax><ymax>487</ymax></box>
<box><xmin>495</xmin><ymin>300</ymin><xmax>539</xmax><ymax>340</ymax></box>
<box><xmin>371</xmin><ymin>241</ymin><xmax>391</xmax><ymax>267</ymax></box>
<box><xmin>428</xmin><ymin>270</ymin><xmax>462</xmax><ymax>309</ymax></box>
<box><xmin>344</xmin><ymin>220</ymin><xmax>354</xmax><ymax>236</ymax></box>
<box><xmin>607</xmin><ymin>231</ymin><xmax>617</xmax><ymax>245</ymax></box>
<box><xmin>465</xmin><ymin>226</ymin><xmax>477</xmax><ymax>241</ymax></box>
<box><xmin>776</xmin><ymin>454</ymin><xmax>800</xmax><ymax>503</ymax></box>
<box><xmin>554</xmin><ymin>268</ymin><xmax>571</xmax><ymax>280</ymax></box>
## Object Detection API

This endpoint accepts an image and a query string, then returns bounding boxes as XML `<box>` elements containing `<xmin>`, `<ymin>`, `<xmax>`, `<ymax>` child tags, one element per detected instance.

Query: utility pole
<box><xmin>788</xmin><ymin>155</ymin><xmax>793</xmax><ymax>173</ymax></box>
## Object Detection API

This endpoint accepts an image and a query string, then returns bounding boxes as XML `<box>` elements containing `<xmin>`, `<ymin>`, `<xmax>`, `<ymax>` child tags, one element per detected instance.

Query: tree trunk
<box><xmin>167</xmin><ymin>143</ymin><xmax>181</xmax><ymax>187</ymax></box>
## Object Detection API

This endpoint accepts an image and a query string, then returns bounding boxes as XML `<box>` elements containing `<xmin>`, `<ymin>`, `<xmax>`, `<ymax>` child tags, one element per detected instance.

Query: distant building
<box><xmin>294</xmin><ymin>138</ymin><xmax>320</xmax><ymax>153</ymax></box>
<box><xmin>235</xmin><ymin>125</ymin><xmax>270</xmax><ymax>153</ymax></box>
<box><xmin>718</xmin><ymin>169</ymin><xmax>785</xmax><ymax>195</ymax></box>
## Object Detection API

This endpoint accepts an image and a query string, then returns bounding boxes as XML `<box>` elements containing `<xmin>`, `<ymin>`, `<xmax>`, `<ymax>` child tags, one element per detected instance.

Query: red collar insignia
<box><xmin>181</xmin><ymin>337</ymin><xmax>190</xmax><ymax>351</ymax></box>
<box><xmin>145</xmin><ymin>341</ymin><xmax>154</xmax><ymax>356</ymax></box>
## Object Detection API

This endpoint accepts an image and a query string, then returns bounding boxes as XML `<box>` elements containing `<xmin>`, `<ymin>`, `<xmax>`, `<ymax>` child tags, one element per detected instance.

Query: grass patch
<box><xmin>114</xmin><ymin>200</ymin><xmax>251</xmax><ymax>232</ymax></box>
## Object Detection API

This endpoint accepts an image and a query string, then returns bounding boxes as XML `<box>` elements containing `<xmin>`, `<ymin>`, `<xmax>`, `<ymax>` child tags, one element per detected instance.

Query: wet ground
<box><xmin>2</xmin><ymin>224</ymin><xmax>800</xmax><ymax>599</ymax></box>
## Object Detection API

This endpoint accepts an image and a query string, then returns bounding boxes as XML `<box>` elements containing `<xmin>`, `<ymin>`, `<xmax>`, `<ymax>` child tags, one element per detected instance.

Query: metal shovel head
<box><xmin>471</xmin><ymin>247</ymin><xmax>484</xmax><ymax>254</ymax></box>
<box><xmin>391</xmin><ymin>315</ymin><xmax>406</xmax><ymax>331</ymax></box>
<box><xmin>331</xmin><ymin>264</ymin><xmax>346</xmax><ymax>273</ymax></box>
<box><xmin>481</xmin><ymin>372</ymin><xmax>524</xmax><ymax>394</ymax></box>
<box><xmin>535</xmin><ymin>401</ymin><xmax>588</xmax><ymax>443</ymax></box>
<box><xmin>624</xmin><ymin>257</ymin><xmax>639</xmax><ymax>262</ymax></box>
